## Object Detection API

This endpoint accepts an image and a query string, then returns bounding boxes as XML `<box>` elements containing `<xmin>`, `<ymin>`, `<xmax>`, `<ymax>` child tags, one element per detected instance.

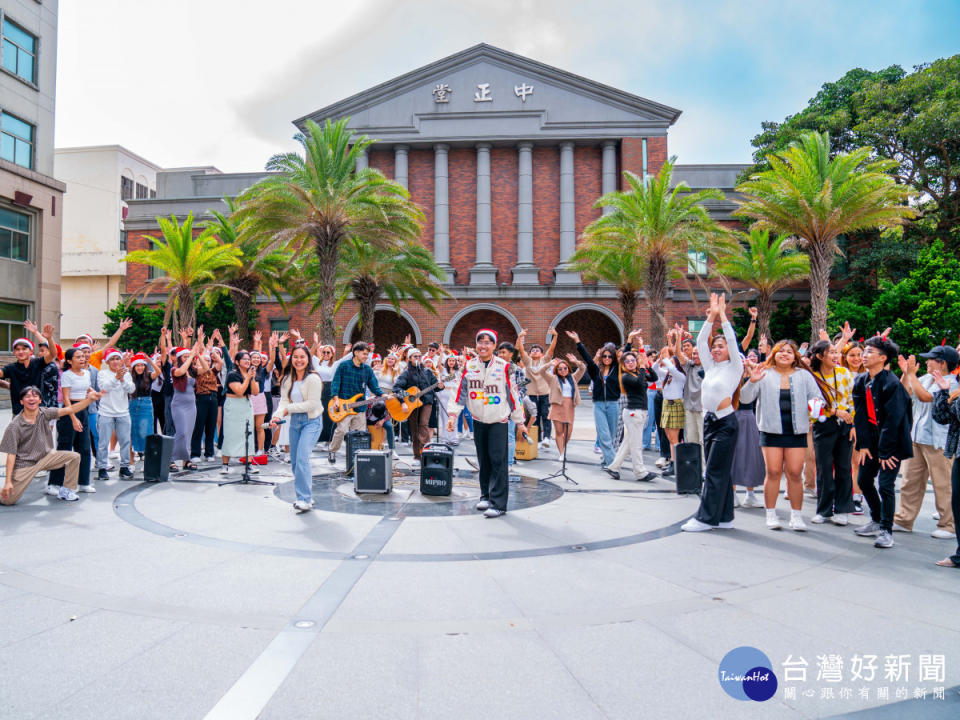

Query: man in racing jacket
<box><xmin>447</xmin><ymin>328</ymin><xmax>525</xmax><ymax>518</ymax></box>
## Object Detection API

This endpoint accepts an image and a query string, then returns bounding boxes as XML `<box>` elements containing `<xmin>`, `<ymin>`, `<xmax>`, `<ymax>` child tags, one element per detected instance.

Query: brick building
<box><xmin>125</xmin><ymin>44</ymin><xmax>800</xmax><ymax>354</ymax></box>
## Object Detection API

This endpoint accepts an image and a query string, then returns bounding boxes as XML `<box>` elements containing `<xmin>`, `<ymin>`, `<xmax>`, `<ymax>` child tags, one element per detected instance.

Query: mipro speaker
<box><xmin>345</xmin><ymin>430</ymin><xmax>371</xmax><ymax>474</ymax></box>
<box><xmin>420</xmin><ymin>442</ymin><xmax>454</xmax><ymax>496</ymax></box>
<box><xmin>354</xmin><ymin>450</ymin><xmax>392</xmax><ymax>494</ymax></box>
<box><xmin>144</xmin><ymin>434</ymin><xmax>174</xmax><ymax>482</ymax></box>
<box><xmin>675</xmin><ymin>441</ymin><xmax>703</xmax><ymax>495</ymax></box>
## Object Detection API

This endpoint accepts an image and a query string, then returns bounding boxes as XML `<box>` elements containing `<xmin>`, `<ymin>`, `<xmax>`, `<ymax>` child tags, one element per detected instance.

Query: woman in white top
<box><xmin>436</xmin><ymin>354</ymin><xmax>461</xmax><ymax>445</ymax></box>
<box><xmin>313</xmin><ymin>344</ymin><xmax>337</xmax><ymax>445</ymax></box>
<box><xmin>653</xmin><ymin>342</ymin><xmax>686</xmax><ymax>477</ymax></box>
<box><xmin>270</xmin><ymin>345</ymin><xmax>324</xmax><ymax>512</ymax></box>
<box><xmin>682</xmin><ymin>294</ymin><xmax>744</xmax><ymax>532</ymax></box>
<box><xmin>49</xmin><ymin>347</ymin><xmax>94</xmax><ymax>492</ymax></box>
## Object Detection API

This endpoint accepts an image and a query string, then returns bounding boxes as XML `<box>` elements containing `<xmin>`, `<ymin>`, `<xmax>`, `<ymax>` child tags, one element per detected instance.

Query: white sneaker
<box><xmin>931</xmin><ymin>529</ymin><xmax>954</xmax><ymax>539</ymax></box>
<box><xmin>475</xmin><ymin>499</ymin><xmax>491</xmax><ymax>511</ymax></box>
<box><xmin>655</xmin><ymin>457</ymin><xmax>667</xmax><ymax>468</ymax></box>
<box><xmin>44</xmin><ymin>484</ymin><xmax>60</xmax><ymax>497</ymax></box>
<box><xmin>190</xmin><ymin>456</ymin><xmax>201</xmax><ymax>463</ymax></box>
<box><xmin>219</xmin><ymin>465</ymin><xmax>231</xmax><ymax>475</ymax></box>
<box><xmin>789</xmin><ymin>513</ymin><xmax>807</xmax><ymax>532</ymax></box>
<box><xmin>293</xmin><ymin>499</ymin><xmax>314</xmax><ymax>512</ymax></box>
<box><xmin>742</xmin><ymin>493</ymin><xmax>764</xmax><ymax>508</ymax></box>
<box><xmin>681</xmin><ymin>518</ymin><xmax>714</xmax><ymax>532</ymax></box>
<box><xmin>718</xmin><ymin>521</ymin><xmax>734</xmax><ymax>529</ymax></box>
<box><xmin>892</xmin><ymin>523</ymin><xmax>912</xmax><ymax>533</ymax></box>
<box><xmin>214</xmin><ymin>448</ymin><xmax>222</xmax><ymax>457</ymax></box>
<box><xmin>77</xmin><ymin>485</ymin><xmax>97</xmax><ymax>494</ymax></box>
<box><xmin>831</xmin><ymin>514</ymin><xmax>848</xmax><ymax>526</ymax></box>
<box><xmin>932</xmin><ymin>510</ymin><xmax>941</xmax><ymax>520</ymax></box>
<box><xmin>58</xmin><ymin>486</ymin><xmax>79</xmax><ymax>502</ymax></box>
<box><xmin>392</xmin><ymin>451</ymin><xmax>400</xmax><ymax>461</ymax></box>
<box><xmin>804</xmin><ymin>488</ymin><xmax>817</xmax><ymax>499</ymax></box>
<box><xmin>811</xmin><ymin>513</ymin><xmax>827</xmax><ymax>524</ymax></box>
<box><xmin>733</xmin><ymin>493</ymin><xmax>741</xmax><ymax>508</ymax></box>
<box><xmin>766</xmin><ymin>511</ymin><xmax>782</xmax><ymax>530</ymax></box>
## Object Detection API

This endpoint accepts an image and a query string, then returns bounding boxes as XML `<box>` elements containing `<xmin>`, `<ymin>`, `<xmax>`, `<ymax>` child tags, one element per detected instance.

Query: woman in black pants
<box><xmin>930</xmin><ymin>369</ymin><xmax>960</xmax><ymax>568</ymax></box>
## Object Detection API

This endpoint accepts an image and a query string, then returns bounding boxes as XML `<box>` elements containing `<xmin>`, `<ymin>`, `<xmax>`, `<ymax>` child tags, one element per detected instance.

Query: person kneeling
<box><xmin>1</xmin><ymin>385</ymin><xmax>102</xmax><ymax>505</ymax></box>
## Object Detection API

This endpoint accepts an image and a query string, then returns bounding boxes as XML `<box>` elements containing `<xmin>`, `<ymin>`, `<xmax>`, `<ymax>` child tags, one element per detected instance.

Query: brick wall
<box><xmin>407</xmin><ymin>149</ymin><xmax>435</xmax><ymax>255</ymax></box>
<box><xmin>620</xmin><ymin>136</ymin><xmax>668</xmax><ymax>188</ymax></box>
<box><xmin>447</xmin><ymin>148</ymin><xmax>477</xmax><ymax>284</ymax></box>
<box><xmin>531</xmin><ymin>146</ymin><xmax>561</xmax><ymax>284</ymax></box>
<box><xmin>490</xmin><ymin>146</ymin><xmax>518</xmax><ymax>283</ymax></box>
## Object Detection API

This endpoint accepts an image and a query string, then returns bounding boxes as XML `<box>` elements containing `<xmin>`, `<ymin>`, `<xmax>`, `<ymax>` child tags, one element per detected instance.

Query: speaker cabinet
<box><xmin>420</xmin><ymin>442</ymin><xmax>454</xmax><ymax>496</ymax></box>
<box><xmin>354</xmin><ymin>450</ymin><xmax>392</xmax><ymax>494</ymax></box>
<box><xmin>345</xmin><ymin>430</ymin><xmax>371</xmax><ymax>475</ymax></box>
<box><xmin>675</xmin><ymin>441</ymin><xmax>703</xmax><ymax>495</ymax></box>
<box><xmin>144</xmin><ymin>434</ymin><xmax>174</xmax><ymax>482</ymax></box>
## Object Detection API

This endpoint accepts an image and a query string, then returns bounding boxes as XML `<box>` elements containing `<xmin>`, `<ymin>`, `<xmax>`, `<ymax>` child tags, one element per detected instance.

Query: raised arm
<box><xmin>544</xmin><ymin>326</ymin><xmax>558</xmax><ymax>360</ymax></box>
<box><xmin>741</xmin><ymin>307</ymin><xmax>757</xmax><ymax>351</ymax></box>
<box><xmin>103</xmin><ymin>317</ymin><xmax>133</xmax><ymax>353</ymax></box>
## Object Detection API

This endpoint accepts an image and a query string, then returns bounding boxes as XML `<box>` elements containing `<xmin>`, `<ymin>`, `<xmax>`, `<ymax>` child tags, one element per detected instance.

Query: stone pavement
<box><xmin>0</xmin><ymin>403</ymin><xmax>958</xmax><ymax>719</ymax></box>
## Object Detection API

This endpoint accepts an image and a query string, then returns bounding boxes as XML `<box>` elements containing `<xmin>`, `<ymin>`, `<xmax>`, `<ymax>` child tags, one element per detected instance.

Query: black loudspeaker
<box><xmin>420</xmin><ymin>442</ymin><xmax>454</xmax><ymax>496</ymax></box>
<box><xmin>675</xmin><ymin>441</ymin><xmax>703</xmax><ymax>494</ymax></box>
<box><xmin>345</xmin><ymin>430</ymin><xmax>371</xmax><ymax>474</ymax></box>
<box><xmin>354</xmin><ymin>450</ymin><xmax>392</xmax><ymax>494</ymax></box>
<box><xmin>144</xmin><ymin>434</ymin><xmax>174</xmax><ymax>482</ymax></box>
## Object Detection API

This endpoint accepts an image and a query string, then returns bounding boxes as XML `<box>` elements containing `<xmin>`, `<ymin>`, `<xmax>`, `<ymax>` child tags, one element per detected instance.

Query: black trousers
<box><xmin>654</xmin><ymin>391</ymin><xmax>670</xmax><ymax>460</ymax></box>
<box><xmin>151</xmin><ymin>390</ymin><xmax>165</xmax><ymax>435</ymax></box>
<box><xmin>695</xmin><ymin>412</ymin><xmax>738</xmax><ymax>525</ymax></box>
<box><xmin>163</xmin><ymin>394</ymin><xmax>175</xmax><ymax>435</ymax></box>
<box><xmin>857</xmin><ymin>448</ymin><xmax>899</xmax><ymax>531</ymax></box>
<box><xmin>319</xmin><ymin>381</ymin><xmax>334</xmax><ymax>443</ymax></box>
<box><xmin>950</xmin><ymin>458</ymin><xmax>960</xmax><ymax>565</ymax></box>
<box><xmin>50</xmin><ymin>409</ymin><xmax>91</xmax><ymax>488</ymax></box>
<box><xmin>529</xmin><ymin>394</ymin><xmax>551</xmax><ymax>440</ymax></box>
<box><xmin>813</xmin><ymin>417</ymin><xmax>854</xmax><ymax>516</ymax></box>
<box><xmin>191</xmin><ymin>393</ymin><xmax>218</xmax><ymax>458</ymax></box>
<box><xmin>474</xmin><ymin>421</ymin><xmax>509</xmax><ymax>511</ymax></box>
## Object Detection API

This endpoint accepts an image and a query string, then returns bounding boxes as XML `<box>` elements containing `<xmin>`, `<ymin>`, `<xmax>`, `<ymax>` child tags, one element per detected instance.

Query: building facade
<box><xmin>0</xmin><ymin>0</ymin><xmax>62</xmax><ymax>354</ymax></box>
<box><xmin>55</xmin><ymin>145</ymin><xmax>159</xmax><ymax>344</ymax></box>
<box><xmin>125</xmin><ymin>45</ymin><xmax>782</xmax><ymax>353</ymax></box>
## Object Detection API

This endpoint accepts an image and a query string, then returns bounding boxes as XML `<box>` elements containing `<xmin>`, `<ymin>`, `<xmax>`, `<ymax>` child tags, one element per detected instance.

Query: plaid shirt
<box><xmin>331</xmin><ymin>359</ymin><xmax>382</xmax><ymax>400</ymax></box>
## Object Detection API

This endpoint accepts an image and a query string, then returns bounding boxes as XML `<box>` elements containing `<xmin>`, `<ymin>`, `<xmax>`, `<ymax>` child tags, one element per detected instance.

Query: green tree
<box><xmin>123</xmin><ymin>213</ymin><xmax>242</xmax><ymax>331</ymax></box>
<box><xmin>714</xmin><ymin>229</ymin><xmax>810</xmax><ymax>339</ymax></box>
<box><xmin>234</xmin><ymin>118</ymin><xmax>424</xmax><ymax>345</ymax></box>
<box><xmin>203</xmin><ymin>197</ymin><xmax>298</xmax><ymax>344</ymax></box>
<box><xmin>326</xmin><ymin>237</ymin><xmax>450</xmax><ymax>344</ymax></box>
<box><xmin>568</xmin><ymin>234</ymin><xmax>647</xmax><ymax>331</ymax></box>
<box><xmin>580</xmin><ymin>159</ymin><xmax>733</xmax><ymax>347</ymax></box>
<box><xmin>735</xmin><ymin>131</ymin><xmax>914</xmax><ymax>343</ymax></box>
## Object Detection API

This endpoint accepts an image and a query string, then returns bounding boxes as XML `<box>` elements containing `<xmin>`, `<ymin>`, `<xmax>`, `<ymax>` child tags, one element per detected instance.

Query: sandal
<box><xmin>935</xmin><ymin>558</ymin><xmax>959</xmax><ymax>568</ymax></box>
<box><xmin>169</xmin><ymin>463</ymin><xmax>179</xmax><ymax>473</ymax></box>
<box><xmin>183</xmin><ymin>462</ymin><xmax>198</xmax><ymax>471</ymax></box>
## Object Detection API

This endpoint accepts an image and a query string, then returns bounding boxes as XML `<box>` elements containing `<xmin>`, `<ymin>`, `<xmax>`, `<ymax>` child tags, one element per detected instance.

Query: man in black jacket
<box><xmin>395</xmin><ymin>349</ymin><xmax>442</xmax><ymax>461</ymax></box>
<box><xmin>852</xmin><ymin>336</ymin><xmax>913</xmax><ymax>549</ymax></box>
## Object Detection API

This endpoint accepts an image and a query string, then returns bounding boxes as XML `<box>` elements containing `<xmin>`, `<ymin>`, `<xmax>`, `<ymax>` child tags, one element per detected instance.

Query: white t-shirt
<box><xmin>313</xmin><ymin>358</ymin><xmax>336</xmax><ymax>382</ymax></box>
<box><xmin>60</xmin><ymin>369</ymin><xmax>91</xmax><ymax>404</ymax></box>
<box><xmin>560</xmin><ymin>380</ymin><xmax>575</xmax><ymax>398</ymax></box>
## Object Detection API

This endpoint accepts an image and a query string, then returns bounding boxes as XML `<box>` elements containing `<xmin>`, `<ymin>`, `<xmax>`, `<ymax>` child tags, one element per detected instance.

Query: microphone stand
<box><xmin>543</xmin><ymin>430</ymin><xmax>578</xmax><ymax>485</ymax></box>
<box><xmin>220</xmin><ymin>419</ymin><xmax>275</xmax><ymax>487</ymax></box>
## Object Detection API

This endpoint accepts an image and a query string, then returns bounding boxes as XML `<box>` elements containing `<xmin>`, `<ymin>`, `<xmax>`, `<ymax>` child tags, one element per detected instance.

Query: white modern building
<box><xmin>54</xmin><ymin>145</ymin><xmax>158</xmax><ymax>344</ymax></box>
<box><xmin>0</xmin><ymin>0</ymin><xmax>62</xmax><ymax>354</ymax></box>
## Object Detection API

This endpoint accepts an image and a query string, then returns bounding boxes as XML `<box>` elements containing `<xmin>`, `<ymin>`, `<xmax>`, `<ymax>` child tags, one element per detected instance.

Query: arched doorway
<box><xmin>444</xmin><ymin>304</ymin><xmax>520</xmax><ymax>351</ymax></box>
<box><xmin>550</xmin><ymin>305</ymin><xmax>623</xmax><ymax>359</ymax></box>
<box><xmin>345</xmin><ymin>308</ymin><xmax>420</xmax><ymax>350</ymax></box>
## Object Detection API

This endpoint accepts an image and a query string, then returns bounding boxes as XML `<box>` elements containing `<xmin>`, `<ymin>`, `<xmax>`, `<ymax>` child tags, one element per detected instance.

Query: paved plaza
<box><xmin>1</xmin><ymin>403</ymin><xmax>958</xmax><ymax>719</ymax></box>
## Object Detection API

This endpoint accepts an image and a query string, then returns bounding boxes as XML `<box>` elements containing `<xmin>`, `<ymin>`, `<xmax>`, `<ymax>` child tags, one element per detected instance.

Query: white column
<box><xmin>602</xmin><ymin>141</ymin><xmax>618</xmax><ymax>215</ymax></box>
<box><xmin>433</xmin><ymin>144</ymin><xmax>454</xmax><ymax>283</ymax></box>
<box><xmin>469</xmin><ymin>143</ymin><xmax>498</xmax><ymax>285</ymax></box>
<box><xmin>554</xmin><ymin>141</ymin><xmax>580</xmax><ymax>284</ymax></box>
<box><xmin>394</xmin><ymin>145</ymin><xmax>408</xmax><ymax>189</ymax></box>
<box><xmin>511</xmin><ymin>142</ymin><xmax>539</xmax><ymax>284</ymax></box>
<box><xmin>355</xmin><ymin>147</ymin><xmax>368</xmax><ymax>173</ymax></box>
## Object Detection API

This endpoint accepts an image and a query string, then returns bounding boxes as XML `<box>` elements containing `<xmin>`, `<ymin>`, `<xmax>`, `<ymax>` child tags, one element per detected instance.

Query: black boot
<box><xmin>661</xmin><ymin>462</ymin><xmax>674</xmax><ymax>477</ymax></box>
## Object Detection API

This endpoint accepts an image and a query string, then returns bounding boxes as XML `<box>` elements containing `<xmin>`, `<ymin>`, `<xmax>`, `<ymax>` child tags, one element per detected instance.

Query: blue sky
<box><xmin>56</xmin><ymin>0</ymin><xmax>960</xmax><ymax>172</ymax></box>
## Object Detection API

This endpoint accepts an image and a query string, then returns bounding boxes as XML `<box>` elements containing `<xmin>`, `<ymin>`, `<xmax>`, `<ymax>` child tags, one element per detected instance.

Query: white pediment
<box><xmin>294</xmin><ymin>44</ymin><xmax>680</xmax><ymax>144</ymax></box>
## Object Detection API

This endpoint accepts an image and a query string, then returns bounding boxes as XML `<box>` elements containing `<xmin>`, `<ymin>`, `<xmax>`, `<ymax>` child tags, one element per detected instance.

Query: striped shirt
<box><xmin>0</xmin><ymin>407</ymin><xmax>60</xmax><ymax>470</ymax></box>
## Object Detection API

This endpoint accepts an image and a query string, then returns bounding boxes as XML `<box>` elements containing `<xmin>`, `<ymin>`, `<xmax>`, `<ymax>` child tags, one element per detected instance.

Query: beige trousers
<box><xmin>1</xmin><ymin>450</ymin><xmax>80</xmax><ymax>506</ymax></box>
<box><xmin>328</xmin><ymin>412</ymin><xmax>367</xmax><ymax>453</ymax></box>
<box><xmin>893</xmin><ymin>442</ymin><xmax>954</xmax><ymax>532</ymax></box>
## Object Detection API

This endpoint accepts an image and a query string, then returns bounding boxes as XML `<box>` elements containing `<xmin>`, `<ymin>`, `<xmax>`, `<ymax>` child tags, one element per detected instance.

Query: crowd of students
<box><xmin>1</xmin><ymin>303</ymin><xmax>958</xmax><ymax>569</ymax></box>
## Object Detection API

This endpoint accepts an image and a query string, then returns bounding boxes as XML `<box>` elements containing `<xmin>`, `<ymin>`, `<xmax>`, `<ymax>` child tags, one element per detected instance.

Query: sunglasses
<box><xmin>601</xmin><ymin>354</ymin><xmax>614</xmax><ymax>359</ymax></box>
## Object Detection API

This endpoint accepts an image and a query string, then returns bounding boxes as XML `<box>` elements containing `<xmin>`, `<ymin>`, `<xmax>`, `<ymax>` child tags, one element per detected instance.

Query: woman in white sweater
<box><xmin>270</xmin><ymin>345</ymin><xmax>325</xmax><ymax>512</ymax></box>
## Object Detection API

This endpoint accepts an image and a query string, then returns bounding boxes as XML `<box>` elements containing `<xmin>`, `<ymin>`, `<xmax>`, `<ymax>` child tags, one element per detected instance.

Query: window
<box><xmin>149</xmin><ymin>189</ymin><xmax>156</xmax><ymax>199</ymax></box>
<box><xmin>687</xmin><ymin>250</ymin><xmax>707</xmax><ymax>275</ymax></box>
<box><xmin>120</xmin><ymin>176</ymin><xmax>134</xmax><ymax>200</ymax></box>
<box><xmin>269</xmin><ymin>319</ymin><xmax>290</xmax><ymax>333</ymax></box>
<box><xmin>2</xmin><ymin>18</ymin><xmax>36</xmax><ymax>84</ymax></box>
<box><xmin>0</xmin><ymin>301</ymin><xmax>26</xmax><ymax>351</ymax></box>
<box><xmin>119</xmin><ymin>230</ymin><xmax>127</xmax><ymax>252</ymax></box>
<box><xmin>135</xmin><ymin>182</ymin><xmax>148</xmax><ymax>199</ymax></box>
<box><xmin>0</xmin><ymin>206</ymin><xmax>30</xmax><ymax>262</ymax></box>
<box><xmin>147</xmin><ymin>238</ymin><xmax>162</xmax><ymax>280</ymax></box>
<box><xmin>0</xmin><ymin>112</ymin><xmax>33</xmax><ymax>169</ymax></box>
<box><xmin>688</xmin><ymin>319</ymin><xmax>705</xmax><ymax>334</ymax></box>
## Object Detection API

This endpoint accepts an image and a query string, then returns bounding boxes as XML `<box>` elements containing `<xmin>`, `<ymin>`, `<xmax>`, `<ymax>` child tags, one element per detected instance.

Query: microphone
<box><xmin>261</xmin><ymin>418</ymin><xmax>286</xmax><ymax>428</ymax></box>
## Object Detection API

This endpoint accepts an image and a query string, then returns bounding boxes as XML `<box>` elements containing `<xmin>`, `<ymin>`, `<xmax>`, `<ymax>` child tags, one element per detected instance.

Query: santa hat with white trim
<box><xmin>12</xmin><ymin>337</ymin><xmax>34</xmax><ymax>351</ymax></box>
<box><xmin>175</xmin><ymin>346</ymin><xmax>191</xmax><ymax>359</ymax></box>
<box><xmin>72</xmin><ymin>341</ymin><xmax>91</xmax><ymax>351</ymax></box>
<box><xmin>104</xmin><ymin>348</ymin><xmax>123</xmax><ymax>362</ymax></box>
<box><xmin>476</xmin><ymin>328</ymin><xmax>498</xmax><ymax>344</ymax></box>
<box><xmin>130</xmin><ymin>352</ymin><xmax>149</xmax><ymax>367</ymax></box>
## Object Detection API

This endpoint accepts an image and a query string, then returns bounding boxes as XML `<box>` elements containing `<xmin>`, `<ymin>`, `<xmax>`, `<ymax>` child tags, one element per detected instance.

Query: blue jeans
<box><xmin>385</xmin><ymin>421</ymin><xmax>395</xmax><ymax>450</ymax></box>
<box><xmin>97</xmin><ymin>414</ymin><xmax>131</xmax><ymax>470</ymax></box>
<box><xmin>458</xmin><ymin>406</ymin><xmax>474</xmax><ymax>432</ymax></box>
<box><xmin>130</xmin><ymin>396</ymin><xmax>153</xmax><ymax>453</ymax></box>
<box><xmin>594</xmin><ymin>400</ymin><xmax>620</xmax><ymax>466</ymax></box>
<box><xmin>643</xmin><ymin>389</ymin><xmax>659</xmax><ymax>450</ymax></box>
<box><xmin>508</xmin><ymin>420</ymin><xmax>516</xmax><ymax>466</ymax></box>
<box><xmin>290</xmin><ymin>413</ymin><xmax>323</xmax><ymax>502</ymax></box>
<box><xmin>88</xmin><ymin>411</ymin><xmax>99</xmax><ymax>460</ymax></box>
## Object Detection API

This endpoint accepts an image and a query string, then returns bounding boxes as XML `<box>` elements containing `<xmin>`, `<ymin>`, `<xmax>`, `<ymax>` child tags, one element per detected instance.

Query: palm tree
<box><xmin>581</xmin><ymin>158</ymin><xmax>733</xmax><ymax>347</ymax></box>
<box><xmin>568</xmin><ymin>235</ymin><xmax>646</xmax><ymax>332</ymax></box>
<box><xmin>735</xmin><ymin>130</ymin><xmax>914</xmax><ymax>342</ymax></box>
<box><xmin>234</xmin><ymin>118</ymin><xmax>425</xmax><ymax>344</ymax></box>
<box><xmin>124</xmin><ymin>213</ymin><xmax>242</xmax><ymax>331</ymax></box>
<box><xmin>203</xmin><ymin>197</ymin><xmax>299</xmax><ymax>343</ymax></box>
<box><xmin>326</xmin><ymin>237</ymin><xmax>450</xmax><ymax>344</ymax></box>
<box><xmin>714</xmin><ymin>229</ymin><xmax>811</xmax><ymax>339</ymax></box>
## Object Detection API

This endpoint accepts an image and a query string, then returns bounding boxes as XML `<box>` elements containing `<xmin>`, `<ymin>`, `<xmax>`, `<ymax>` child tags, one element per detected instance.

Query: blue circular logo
<box><xmin>718</xmin><ymin>647</ymin><xmax>778</xmax><ymax>702</ymax></box>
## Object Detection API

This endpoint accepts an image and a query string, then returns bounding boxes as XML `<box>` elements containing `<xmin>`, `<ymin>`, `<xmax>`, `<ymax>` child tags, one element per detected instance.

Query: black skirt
<box><xmin>759</xmin><ymin>431</ymin><xmax>808</xmax><ymax>448</ymax></box>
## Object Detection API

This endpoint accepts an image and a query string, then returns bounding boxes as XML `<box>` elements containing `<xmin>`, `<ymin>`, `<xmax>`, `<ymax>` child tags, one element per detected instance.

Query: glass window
<box><xmin>269</xmin><ymin>319</ymin><xmax>290</xmax><ymax>332</ymax></box>
<box><xmin>0</xmin><ymin>302</ymin><xmax>27</xmax><ymax>351</ymax></box>
<box><xmin>148</xmin><ymin>239</ymin><xmax>162</xmax><ymax>279</ymax></box>
<box><xmin>0</xmin><ymin>112</ymin><xmax>34</xmax><ymax>169</ymax></box>
<box><xmin>135</xmin><ymin>182</ymin><xmax>148</xmax><ymax>199</ymax></box>
<box><xmin>2</xmin><ymin>19</ymin><xmax>37</xmax><ymax>84</ymax></box>
<box><xmin>688</xmin><ymin>319</ymin><xmax>705</xmax><ymax>334</ymax></box>
<box><xmin>121</xmin><ymin>176</ymin><xmax>134</xmax><ymax>200</ymax></box>
<box><xmin>149</xmin><ymin>189</ymin><xmax>156</xmax><ymax>199</ymax></box>
<box><xmin>0</xmin><ymin>206</ymin><xmax>29</xmax><ymax>262</ymax></box>
<box><xmin>120</xmin><ymin>230</ymin><xmax>127</xmax><ymax>252</ymax></box>
<box><xmin>687</xmin><ymin>250</ymin><xmax>707</xmax><ymax>275</ymax></box>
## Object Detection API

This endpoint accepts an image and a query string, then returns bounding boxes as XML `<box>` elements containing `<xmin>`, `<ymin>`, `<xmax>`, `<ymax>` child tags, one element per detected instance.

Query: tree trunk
<box><xmin>618</xmin><ymin>287</ymin><xmax>638</xmax><ymax>340</ymax></box>
<box><xmin>757</xmin><ymin>290</ymin><xmax>773</xmax><ymax>342</ymax></box>
<box><xmin>646</xmin><ymin>256</ymin><xmax>668</xmax><ymax>348</ymax></box>
<box><xmin>807</xmin><ymin>238</ymin><xmax>833</xmax><ymax>344</ymax></box>
<box><xmin>353</xmin><ymin>279</ymin><xmax>381</xmax><ymax>345</ymax></box>
<box><xmin>176</xmin><ymin>286</ymin><xmax>195</xmax><ymax>335</ymax></box>
<box><xmin>314</xmin><ymin>235</ymin><xmax>341</xmax><ymax>345</ymax></box>
<box><xmin>230</xmin><ymin>276</ymin><xmax>259</xmax><ymax>344</ymax></box>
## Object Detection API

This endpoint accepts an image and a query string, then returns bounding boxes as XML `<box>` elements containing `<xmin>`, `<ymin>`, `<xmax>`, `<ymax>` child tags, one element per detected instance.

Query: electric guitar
<box><xmin>385</xmin><ymin>381</ymin><xmax>441</xmax><ymax>422</ymax></box>
<box><xmin>328</xmin><ymin>393</ymin><xmax>391</xmax><ymax>424</ymax></box>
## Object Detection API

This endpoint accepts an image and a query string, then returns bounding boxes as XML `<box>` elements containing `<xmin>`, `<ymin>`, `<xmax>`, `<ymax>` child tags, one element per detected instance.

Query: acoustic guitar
<box><xmin>385</xmin><ymin>381</ymin><xmax>441</xmax><ymax>422</ymax></box>
<box><xmin>328</xmin><ymin>393</ymin><xmax>389</xmax><ymax>424</ymax></box>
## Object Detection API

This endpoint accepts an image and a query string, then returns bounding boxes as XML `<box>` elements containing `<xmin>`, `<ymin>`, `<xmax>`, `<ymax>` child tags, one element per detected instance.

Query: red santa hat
<box><xmin>130</xmin><ymin>352</ymin><xmax>149</xmax><ymax>367</ymax></box>
<box><xmin>476</xmin><ymin>328</ymin><xmax>498</xmax><ymax>344</ymax></box>
<box><xmin>104</xmin><ymin>347</ymin><xmax>123</xmax><ymax>362</ymax></box>
<box><xmin>72</xmin><ymin>341</ymin><xmax>91</xmax><ymax>351</ymax></box>
<box><xmin>76</xmin><ymin>333</ymin><xmax>93</xmax><ymax>343</ymax></box>
<box><xmin>12</xmin><ymin>337</ymin><xmax>34</xmax><ymax>351</ymax></box>
<box><xmin>175</xmin><ymin>347</ymin><xmax>191</xmax><ymax>358</ymax></box>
